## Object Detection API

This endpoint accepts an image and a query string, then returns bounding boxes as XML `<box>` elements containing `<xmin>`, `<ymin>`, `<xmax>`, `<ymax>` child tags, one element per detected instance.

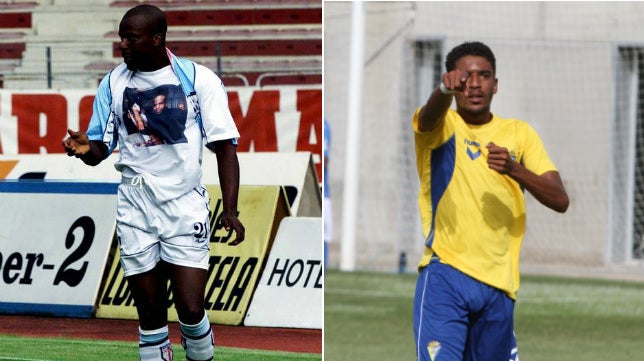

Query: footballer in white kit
<box><xmin>95</xmin><ymin>57</ymin><xmax>240</xmax><ymax>277</ymax></box>
<box><xmin>63</xmin><ymin>5</ymin><xmax>245</xmax><ymax>361</ymax></box>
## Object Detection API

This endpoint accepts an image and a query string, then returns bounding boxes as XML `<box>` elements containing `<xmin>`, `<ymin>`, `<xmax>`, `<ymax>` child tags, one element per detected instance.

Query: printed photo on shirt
<box><xmin>123</xmin><ymin>84</ymin><xmax>188</xmax><ymax>146</ymax></box>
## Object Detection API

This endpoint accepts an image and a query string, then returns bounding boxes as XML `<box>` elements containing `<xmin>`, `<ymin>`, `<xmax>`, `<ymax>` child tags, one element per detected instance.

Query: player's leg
<box><xmin>413</xmin><ymin>259</ymin><xmax>469</xmax><ymax>361</ymax></box>
<box><xmin>129</xmin><ymin>263</ymin><xmax>170</xmax><ymax>329</ymax></box>
<box><xmin>158</xmin><ymin>186</ymin><xmax>213</xmax><ymax>360</ymax></box>
<box><xmin>117</xmin><ymin>184</ymin><xmax>173</xmax><ymax>361</ymax></box>
<box><xmin>464</xmin><ymin>286</ymin><xmax>514</xmax><ymax>361</ymax></box>
<box><xmin>127</xmin><ymin>264</ymin><xmax>173</xmax><ymax>361</ymax></box>
<box><xmin>170</xmin><ymin>264</ymin><xmax>214</xmax><ymax>361</ymax></box>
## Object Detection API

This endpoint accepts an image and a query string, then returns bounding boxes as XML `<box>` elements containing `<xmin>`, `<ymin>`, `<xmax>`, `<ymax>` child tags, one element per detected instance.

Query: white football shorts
<box><xmin>116</xmin><ymin>176</ymin><xmax>212</xmax><ymax>277</ymax></box>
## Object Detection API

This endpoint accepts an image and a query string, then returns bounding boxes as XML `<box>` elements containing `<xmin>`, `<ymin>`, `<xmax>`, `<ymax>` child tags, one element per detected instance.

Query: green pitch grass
<box><xmin>0</xmin><ymin>335</ymin><xmax>321</xmax><ymax>361</ymax></box>
<box><xmin>324</xmin><ymin>269</ymin><xmax>644</xmax><ymax>361</ymax></box>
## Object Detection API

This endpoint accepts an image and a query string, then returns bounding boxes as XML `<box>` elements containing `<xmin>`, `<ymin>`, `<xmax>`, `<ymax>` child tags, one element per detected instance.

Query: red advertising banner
<box><xmin>0</xmin><ymin>87</ymin><xmax>322</xmax><ymax>181</ymax></box>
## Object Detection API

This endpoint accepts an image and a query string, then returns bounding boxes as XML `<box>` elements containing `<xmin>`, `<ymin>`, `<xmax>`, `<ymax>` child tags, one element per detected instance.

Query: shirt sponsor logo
<box><xmin>465</xmin><ymin>138</ymin><xmax>482</xmax><ymax>160</ymax></box>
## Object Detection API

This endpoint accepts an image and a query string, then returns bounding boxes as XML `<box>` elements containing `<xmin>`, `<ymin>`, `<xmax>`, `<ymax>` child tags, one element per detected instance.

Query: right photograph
<box><xmin>323</xmin><ymin>2</ymin><xmax>644</xmax><ymax>361</ymax></box>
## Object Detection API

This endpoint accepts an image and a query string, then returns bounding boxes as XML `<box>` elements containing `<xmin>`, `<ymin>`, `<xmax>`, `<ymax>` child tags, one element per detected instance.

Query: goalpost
<box><xmin>339</xmin><ymin>0</ymin><xmax>365</xmax><ymax>272</ymax></box>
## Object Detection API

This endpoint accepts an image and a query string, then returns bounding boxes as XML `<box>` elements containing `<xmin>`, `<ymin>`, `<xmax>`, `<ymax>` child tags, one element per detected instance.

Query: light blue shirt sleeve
<box><xmin>87</xmin><ymin>72</ymin><xmax>118</xmax><ymax>154</ymax></box>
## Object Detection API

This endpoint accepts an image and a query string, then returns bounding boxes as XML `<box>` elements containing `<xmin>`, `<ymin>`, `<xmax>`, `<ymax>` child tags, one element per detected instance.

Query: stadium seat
<box><xmin>84</xmin><ymin>60</ymin><xmax>118</xmax><ymax>72</ymax></box>
<box><xmin>190</xmin><ymin>56</ymin><xmax>320</xmax><ymax>71</ymax></box>
<box><xmin>110</xmin><ymin>0</ymin><xmax>321</xmax><ymax>8</ymax></box>
<box><xmin>0</xmin><ymin>12</ymin><xmax>32</xmax><ymax>28</ymax></box>
<box><xmin>109</xmin><ymin>0</ymin><xmax>140</xmax><ymax>7</ymax></box>
<box><xmin>0</xmin><ymin>31</ymin><xmax>26</xmax><ymax>41</ymax></box>
<box><xmin>85</xmin><ymin>56</ymin><xmax>320</xmax><ymax>73</ymax></box>
<box><xmin>252</xmin><ymin>73</ymin><xmax>321</xmax><ymax>86</ymax></box>
<box><xmin>0</xmin><ymin>43</ymin><xmax>25</xmax><ymax>59</ymax></box>
<box><xmin>221</xmin><ymin>72</ymin><xmax>320</xmax><ymax>87</ymax></box>
<box><xmin>0</xmin><ymin>59</ymin><xmax>19</xmax><ymax>71</ymax></box>
<box><xmin>104</xmin><ymin>26</ymin><xmax>320</xmax><ymax>41</ymax></box>
<box><xmin>111</xmin><ymin>39</ymin><xmax>320</xmax><ymax>57</ymax></box>
<box><xmin>3</xmin><ymin>1</ymin><xmax>320</xmax><ymax>88</ymax></box>
<box><xmin>162</xmin><ymin>8</ymin><xmax>320</xmax><ymax>26</ymax></box>
<box><xmin>0</xmin><ymin>1</ymin><xmax>38</xmax><ymax>10</ymax></box>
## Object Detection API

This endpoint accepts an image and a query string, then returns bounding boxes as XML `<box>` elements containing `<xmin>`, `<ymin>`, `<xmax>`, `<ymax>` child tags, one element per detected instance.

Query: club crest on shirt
<box><xmin>427</xmin><ymin>340</ymin><xmax>441</xmax><ymax>361</ymax></box>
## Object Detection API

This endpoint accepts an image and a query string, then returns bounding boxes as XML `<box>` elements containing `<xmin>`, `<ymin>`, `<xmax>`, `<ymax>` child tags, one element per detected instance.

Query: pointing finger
<box><xmin>459</xmin><ymin>71</ymin><xmax>470</xmax><ymax>85</ymax></box>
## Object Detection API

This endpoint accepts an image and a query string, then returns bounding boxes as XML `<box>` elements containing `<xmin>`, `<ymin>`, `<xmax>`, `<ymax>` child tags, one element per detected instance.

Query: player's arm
<box><xmin>417</xmin><ymin>70</ymin><xmax>469</xmax><ymax>132</ymax></box>
<box><xmin>486</xmin><ymin>142</ymin><xmax>569</xmax><ymax>213</ymax></box>
<box><xmin>206</xmin><ymin>139</ymin><xmax>246</xmax><ymax>245</ymax></box>
<box><xmin>62</xmin><ymin>129</ymin><xmax>108</xmax><ymax>166</ymax></box>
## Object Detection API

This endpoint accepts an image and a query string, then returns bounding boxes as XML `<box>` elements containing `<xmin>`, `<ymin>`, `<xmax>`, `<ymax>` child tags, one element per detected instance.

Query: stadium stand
<box><xmin>100</xmin><ymin>4</ymin><xmax>323</xmax><ymax>86</ymax></box>
<box><xmin>0</xmin><ymin>8</ymin><xmax>33</xmax><ymax>88</ymax></box>
<box><xmin>0</xmin><ymin>0</ymin><xmax>321</xmax><ymax>89</ymax></box>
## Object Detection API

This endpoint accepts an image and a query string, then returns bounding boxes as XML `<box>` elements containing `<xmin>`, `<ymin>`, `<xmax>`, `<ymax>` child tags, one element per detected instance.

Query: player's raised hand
<box><xmin>221</xmin><ymin>214</ymin><xmax>245</xmax><ymax>246</ymax></box>
<box><xmin>62</xmin><ymin>129</ymin><xmax>91</xmax><ymax>157</ymax></box>
<box><xmin>442</xmin><ymin>69</ymin><xmax>470</xmax><ymax>94</ymax></box>
<box><xmin>486</xmin><ymin>141</ymin><xmax>515</xmax><ymax>174</ymax></box>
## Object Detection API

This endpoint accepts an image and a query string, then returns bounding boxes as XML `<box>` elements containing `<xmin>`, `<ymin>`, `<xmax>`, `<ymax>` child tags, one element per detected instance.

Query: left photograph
<box><xmin>0</xmin><ymin>1</ymin><xmax>322</xmax><ymax>360</ymax></box>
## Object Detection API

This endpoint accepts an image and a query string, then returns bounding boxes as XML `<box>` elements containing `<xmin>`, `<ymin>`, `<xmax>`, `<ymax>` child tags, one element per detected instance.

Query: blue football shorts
<box><xmin>116</xmin><ymin>176</ymin><xmax>212</xmax><ymax>277</ymax></box>
<box><xmin>413</xmin><ymin>257</ymin><xmax>515</xmax><ymax>361</ymax></box>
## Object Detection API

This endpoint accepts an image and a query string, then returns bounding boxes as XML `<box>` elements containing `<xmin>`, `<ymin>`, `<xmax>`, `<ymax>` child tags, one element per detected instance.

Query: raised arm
<box><xmin>486</xmin><ymin>142</ymin><xmax>569</xmax><ymax>213</ymax></box>
<box><xmin>206</xmin><ymin>139</ymin><xmax>246</xmax><ymax>245</ymax></box>
<box><xmin>62</xmin><ymin>129</ymin><xmax>108</xmax><ymax>166</ymax></box>
<box><xmin>417</xmin><ymin>70</ymin><xmax>469</xmax><ymax>132</ymax></box>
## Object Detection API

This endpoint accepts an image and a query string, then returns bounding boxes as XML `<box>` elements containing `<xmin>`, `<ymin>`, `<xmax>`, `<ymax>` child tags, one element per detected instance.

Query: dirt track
<box><xmin>0</xmin><ymin>315</ymin><xmax>322</xmax><ymax>354</ymax></box>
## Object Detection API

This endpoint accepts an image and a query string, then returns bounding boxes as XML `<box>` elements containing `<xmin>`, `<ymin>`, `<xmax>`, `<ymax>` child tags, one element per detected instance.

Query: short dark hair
<box><xmin>124</xmin><ymin>4</ymin><xmax>167</xmax><ymax>36</ymax></box>
<box><xmin>445</xmin><ymin>41</ymin><xmax>496</xmax><ymax>73</ymax></box>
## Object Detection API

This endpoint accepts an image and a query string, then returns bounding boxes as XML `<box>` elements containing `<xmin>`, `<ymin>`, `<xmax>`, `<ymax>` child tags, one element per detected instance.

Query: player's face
<box><xmin>118</xmin><ymin>15</ymin><xmax>157</xmax><ymax>71</ymax></box>
<box><xmin>153</xmin><ymin>95</ymin><xmax>166</xmax><ymax>114</ymax></box>
<box><xmin>453</xmin><ymin>55</ymin><xmax>497</xmax><ymax>122</ymax></box>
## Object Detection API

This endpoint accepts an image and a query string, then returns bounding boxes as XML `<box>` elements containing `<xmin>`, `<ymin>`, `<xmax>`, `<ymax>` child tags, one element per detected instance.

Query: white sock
<box><xmin>180</xmin><ymin>313</ymin><xmax>214</xmax><ymax>361</ymax></box>
<box><xmin>139</xmin><ymin>325</ymin><xmax>173</xmax><ymax>361</ymax></box>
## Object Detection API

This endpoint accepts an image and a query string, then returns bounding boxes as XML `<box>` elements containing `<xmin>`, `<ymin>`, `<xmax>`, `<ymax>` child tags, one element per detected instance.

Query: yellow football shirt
<box><xmin>413</xmin><ymin>107</ymin><xmax>557</xmax><ymax>299</ymax></box>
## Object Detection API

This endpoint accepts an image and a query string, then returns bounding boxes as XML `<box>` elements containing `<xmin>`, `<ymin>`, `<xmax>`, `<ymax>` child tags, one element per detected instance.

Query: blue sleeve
<box><xmin>87</xmin><ymin>72</ymin><xmax>118</xmax><ymax>153</ymax></box>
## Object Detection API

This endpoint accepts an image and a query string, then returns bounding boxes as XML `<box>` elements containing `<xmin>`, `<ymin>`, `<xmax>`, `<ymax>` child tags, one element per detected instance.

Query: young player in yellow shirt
<box><xmin>412</xmin><ymin>41</ymin><xmax>569</xmax><ymax>361</ymax></box>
